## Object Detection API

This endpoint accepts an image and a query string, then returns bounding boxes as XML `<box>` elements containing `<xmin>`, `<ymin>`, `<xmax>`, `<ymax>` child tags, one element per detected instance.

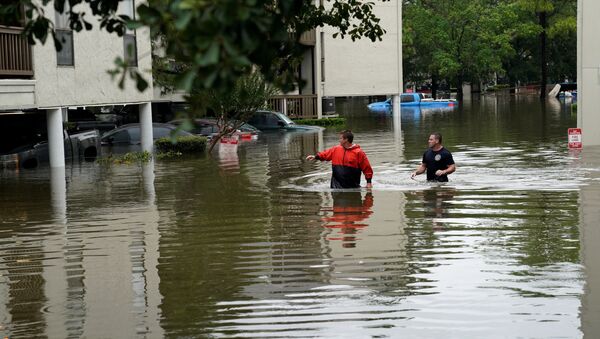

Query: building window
<box><xmin>55</xmin><ymin>7</ymin><xmax>74</xmax><ymax>66</ymax></box>
<box><xmin>123</xmin><ymin>34</ymin><xmax>137</xmax><ymax>66</ymax></box>
<box><xmin>122</xmin><ymin>0</ymin><xmax>138</xmax><ymax>67</ymax></box>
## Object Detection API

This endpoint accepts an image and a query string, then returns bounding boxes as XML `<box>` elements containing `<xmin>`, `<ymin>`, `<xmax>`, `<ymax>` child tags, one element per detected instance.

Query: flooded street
<box><xmin>1</xmin><ymin>96</ymin><xmax>600</xmax><ymax>338</ymax></box>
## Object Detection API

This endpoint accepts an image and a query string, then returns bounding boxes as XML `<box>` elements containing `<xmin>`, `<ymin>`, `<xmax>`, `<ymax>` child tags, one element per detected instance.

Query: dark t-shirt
<box><xmin>422</xmin><ymin>147</ymin><xmax>455</xmax><ymax>182</ymax></box>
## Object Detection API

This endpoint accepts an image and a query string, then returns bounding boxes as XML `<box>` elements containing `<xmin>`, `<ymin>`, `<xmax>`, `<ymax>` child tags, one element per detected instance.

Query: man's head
<box><xmin>428</xmin><ymin>132</ymin><xmax>442</xmax><ymax>148</ymax></box>
<box><xmin>339</xmin><ymin>130</ymin><xmax>354</xmax><ymax>146</ymax></box>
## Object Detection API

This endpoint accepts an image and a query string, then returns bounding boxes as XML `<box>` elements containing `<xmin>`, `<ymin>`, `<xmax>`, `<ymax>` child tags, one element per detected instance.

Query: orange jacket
<box><xmin>316</xmin><ymin>144</ymin><xmax>373</xmax><ymax>188</ymax></box>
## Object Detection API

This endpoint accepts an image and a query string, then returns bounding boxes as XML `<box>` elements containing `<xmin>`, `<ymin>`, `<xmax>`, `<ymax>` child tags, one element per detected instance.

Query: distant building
<box><xmin>271</xmin><ymin>1</ymin><xmax>403</xmax><ymax>118</ymax></box>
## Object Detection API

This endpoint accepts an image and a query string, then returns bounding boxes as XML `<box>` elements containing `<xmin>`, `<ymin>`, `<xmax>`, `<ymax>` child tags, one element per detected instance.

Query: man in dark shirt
<box><xmin>411</xmin><ymin>132</ymin><xmax>455</xmax><ymax>182</ymax></box>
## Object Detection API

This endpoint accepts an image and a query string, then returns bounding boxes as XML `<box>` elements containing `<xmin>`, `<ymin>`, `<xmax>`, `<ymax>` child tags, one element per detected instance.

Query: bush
<box><xmin>155</xmin><ymin>135</ymin><xmax>207</xmax><ymax>154</ymax></box>
<box><xmin>97</xmin><ymin>151</ymin><xmax>152</xmax><ymax>165</ymax></box>
<box><xmin>293</xmin><ymin>117</ymin><xmax>346</xmax><ymax>127</ymax></box>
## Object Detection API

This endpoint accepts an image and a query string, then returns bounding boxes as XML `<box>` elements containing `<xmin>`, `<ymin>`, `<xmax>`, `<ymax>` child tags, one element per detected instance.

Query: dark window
<box><xmin>56</xmin><ymin>30</ymin><xmax>74</xmax><ymax>66</ymax></box>
<box><xmin>55</xmin><ymin>7</ymin><xmax>74</xmax><ymax>66</ymax></box>
<box><xmin>401</xmin><ymin>95</ymin><xmax>415</xmax><ymax>103</ymax></box>
<box><xmin>124</xmin><ymin>34</ymin><xmax>138</xmax><ymax>66</ymax></box>
<box><xmin>265</xmin><ymin>113</ymin><xmax>280</xmax><ymax>127</ymax></box>
<box><xmin>110</xmin><ymin>130</ymin><xmax>131</xmax><ymax>144</ymax></box>
<box><xmin>122</xmin><ymin>0</ymin><xmax>137</xmax><ymax>67</ymax></box>
<box><xmin>153</xmin><ymin>127</ymin><xmax>172</xmax><ymax>139</ymax></box>
<box><xmin>128</xmin><ymin>127</ymin><xmax>140</xmax><ymax>143</ymax></box>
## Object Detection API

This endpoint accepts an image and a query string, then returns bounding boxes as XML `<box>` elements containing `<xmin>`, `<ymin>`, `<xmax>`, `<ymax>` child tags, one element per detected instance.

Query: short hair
<box><xmin>431</xmin><ymin>132</ymin><xmax>442</xmax><ymax>144</ymax></box>
<box><xmin>340</xmin><ymin>130</ymin><xmax>354</xmax><ymax>143</ymax></box>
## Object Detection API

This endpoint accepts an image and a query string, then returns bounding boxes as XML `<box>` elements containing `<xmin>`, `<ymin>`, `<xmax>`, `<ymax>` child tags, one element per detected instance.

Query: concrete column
<box><xmin>139</xmin><ymin>103</ymin><xmax>153</xmax><ymax>153</ymax></box>
<box><xmin>577</xmin><ymin>0</ymin><xmax>600</xmax><ymax>145</ymax></box>
<box><xmin>392</xmin><ymin>94</ymin><xmax>401</xmax><ymax>116</ymax></box>
<box><xmin>46</xmin><ymin>108</ymin><xmax>65</xmax><ymax>168</ymax></box>
<box><xmin>392</xmin><ymin>97</ymin><xmax>404</xmax><ymax>162</ymax></box>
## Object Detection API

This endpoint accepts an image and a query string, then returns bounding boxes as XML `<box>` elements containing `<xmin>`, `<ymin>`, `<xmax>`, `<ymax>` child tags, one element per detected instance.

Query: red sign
<box><xmin>568</xmin><ymin>128</ymin><xmax>582</xmax><ymax>149</ymax></box>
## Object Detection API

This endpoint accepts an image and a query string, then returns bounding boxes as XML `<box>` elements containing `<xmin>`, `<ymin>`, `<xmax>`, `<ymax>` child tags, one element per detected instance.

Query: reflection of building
<box><xmin>0</xmin><ymin>163</ymin><xmax>163</xmax><ymax>337</ymax></box>
<box><xmin>321</xmin><ymin>191</ymin><xmax>408</xmax><ymax>290</ymax></box>
<box><xmin>579</xmin><ymin>148</ymin><xmax>600</xmax><ymax>338</ymax></box>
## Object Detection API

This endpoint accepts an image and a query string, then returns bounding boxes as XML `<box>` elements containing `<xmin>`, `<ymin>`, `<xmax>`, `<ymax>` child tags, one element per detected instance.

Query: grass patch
<box><xmin>155</xmin><ymin>135</ymin><xmax>207</xmax><ymax>154</ymax></box>
<box><xmin>97</xmin><ymin>151</ymin><xmax>152</xmax><ymax>165</ymax></box>
<box><xmin>293</xmin><ymin>117</ymin><xmax>346</xmax><ymax>127</ymax></box>
<box><xmin>571</xmin><ymin>103</ymin><xmax>577</xmax><ymax>114</ymax></box>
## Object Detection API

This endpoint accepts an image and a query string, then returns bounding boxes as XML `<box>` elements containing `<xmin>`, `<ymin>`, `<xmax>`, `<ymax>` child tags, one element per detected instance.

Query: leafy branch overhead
<box><xmin>9</xmin><ymin>0</ymin><xmax>390</xmax><ymax>95</ymax></box>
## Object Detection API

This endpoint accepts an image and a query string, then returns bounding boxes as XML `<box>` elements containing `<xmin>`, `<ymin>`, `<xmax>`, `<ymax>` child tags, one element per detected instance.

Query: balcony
<box><xmin>268</xmin><ymin>94</ymin><xmax>318</xmax><ymax>119</ymax></box>
<box><xmin>298</xmin><ymin>29</ymin><xmax>316</xmax><ymax>46</ymax></box>
<box><xmin>0</xmin><ymin>26</ymin><xmax>33</xmax><ymax>77</ymax></box>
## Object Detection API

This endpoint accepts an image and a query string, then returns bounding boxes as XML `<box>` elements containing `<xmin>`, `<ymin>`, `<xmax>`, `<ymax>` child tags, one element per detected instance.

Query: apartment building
<box><xmin>0</xmin><ymin>0</ymin><xmax>154</xmax><ymax>167</ymax></box>
<box><xmin>271</xmin><ymin>1</ymin><xmax>403</xmax><ymax>119</ymax></box>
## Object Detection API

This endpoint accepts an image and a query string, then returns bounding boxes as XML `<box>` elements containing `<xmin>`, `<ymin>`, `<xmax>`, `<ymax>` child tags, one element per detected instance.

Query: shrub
<box><xmin>155</xmin><ymin>135</ymin><xmax>207</xmax><ymax>154</ymax></box>
<box><xmin>97</xmin><ymin>151</ymin><xmax>152</xmax><ymax>165</ymax></box>
<box><xmin>293</xmin><ymin>117</ymin><xmax>346</xmax><ymax>127</ymax></box>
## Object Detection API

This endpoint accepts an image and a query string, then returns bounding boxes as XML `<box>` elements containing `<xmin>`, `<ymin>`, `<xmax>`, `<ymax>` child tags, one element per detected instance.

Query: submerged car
<box><xmin>247</xmin><ymin>110</ymin><xmax>321</xmax><ymax>131</ymax></box>
<box><xmin>0</xmin><ymin>130</ymin><xmax>101</xmax><ymax>169</ymax></box>
<box><xmin>101</xmin><ymin>123</ymin><xmax>193</xmax><ymax>153</ymax></box>
<box><xmin>168</xmin><ymin>118</ymin><xmax>260</xmax><ymax>137</ymax></box>
<box><xmin>101</xmin><ymin>123</ymin><xmax>192</xmax><ymax>145</ymax></box>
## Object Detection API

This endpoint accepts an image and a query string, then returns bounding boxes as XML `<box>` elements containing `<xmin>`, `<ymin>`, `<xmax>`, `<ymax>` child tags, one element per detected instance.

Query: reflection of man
<box><xmin>322</xmin><ymin>191</ymin><xmax>374</xmax><ymax>248</ymax></box>
<box><xmin>411</xmin><ymin>132</ymin><xmax>455</xmax><ymax>182</ymax></box>
<box><xmin>422</xmin><ymin>188</ymin><xmax>455</xmax><ymax>231</ymax></box>
<box><xmin>306</xmin><ymin>130</ymin><xmax>373</xmax><ymax>188</ymax></box>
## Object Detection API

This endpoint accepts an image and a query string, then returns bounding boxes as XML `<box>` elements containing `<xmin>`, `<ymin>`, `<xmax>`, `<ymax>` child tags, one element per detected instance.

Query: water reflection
<box><xmin>321</xmin><ymin>191</ymin><xmax>374</xmax><ymax>247</ymax></box>
<box><xmin>1</xmin><ymin>95</ymin><xmax>598</xmax><ymax>338</ymax></box>
<box><xmin>579</xmin><ymin>147</ymin><xmax>600</xmax><ymax>339</ymax></box>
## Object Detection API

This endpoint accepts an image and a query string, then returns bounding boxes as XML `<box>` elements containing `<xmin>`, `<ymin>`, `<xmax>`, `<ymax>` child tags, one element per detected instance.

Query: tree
<box><xmin>3</xmin><ymin>0</ymin><xmax>389</xmax><ymax>102</ymax></box>
<box><xmin>199</xmin><ymin>71</ymin><xmax>277</xmax><ymax>153</ymax></box>
<box><xmin>512</xmin><ymin>0</ymin><xmax>577</xmax><ymax>98</ymax></box>
<box><xmin>403</xmin><ymin>0</ymin><xmax>517</xmax><ymax>98</ymax></box>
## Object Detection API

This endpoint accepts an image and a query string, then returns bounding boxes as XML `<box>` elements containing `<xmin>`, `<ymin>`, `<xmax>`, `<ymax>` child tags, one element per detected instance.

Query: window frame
<box><xmin>55</xmin><ymin>6</ymin><xmax>74</xmax><ymax>66</ymax></box>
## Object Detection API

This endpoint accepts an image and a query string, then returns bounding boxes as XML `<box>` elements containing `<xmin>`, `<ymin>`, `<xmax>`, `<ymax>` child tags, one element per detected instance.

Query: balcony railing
<box><xmin>0</xmin><ymin>26</ymin><xmax>33</xmax><ymax>77</ymax></box>
<box><xmin>299</xmin><ymin>29</ymin><xmax>316</xmax><ymax>46</ymax></box>
<box><xmin>268</xmin><ymin>94</ymin><xmax>318</xmax><ymax>119</ymax></box>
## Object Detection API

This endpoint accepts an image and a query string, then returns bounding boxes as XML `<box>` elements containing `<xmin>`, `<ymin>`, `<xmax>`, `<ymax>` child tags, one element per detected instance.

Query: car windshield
<box><xmin>276</xmin><ymin>113</ymin><xmax>295</xmax><ymax>125</ymax></box>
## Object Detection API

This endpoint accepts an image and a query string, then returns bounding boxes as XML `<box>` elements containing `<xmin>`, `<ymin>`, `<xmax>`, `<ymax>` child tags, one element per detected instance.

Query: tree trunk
<box><xmin>456</xmin><ymin>74</ymin><xmax>464</xmax><ymax>100</ymax></box>
<box><xmin>431</xmin><ymin>74</ymin><xmax>438</xmax><ymax>99</ymax></box>
<box><xmin>539</xmin><ymin>11</ymin><xmax>548</xmax><ymax>99</ymax></box>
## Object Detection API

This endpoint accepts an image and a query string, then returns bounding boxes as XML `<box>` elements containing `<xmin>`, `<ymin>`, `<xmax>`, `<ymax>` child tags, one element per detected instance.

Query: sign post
<box><xmin>568</xmin><ymin>128</ymin><xmax>583</xmax><ymax>149</ymax></box>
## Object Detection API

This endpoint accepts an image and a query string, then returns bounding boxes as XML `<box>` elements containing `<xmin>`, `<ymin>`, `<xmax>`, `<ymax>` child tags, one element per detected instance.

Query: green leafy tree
<box><xmin>403</xmin><ymin>0</ymin><xmax>517</xmax><ymax>98</ymax></box>
<box><xmin>199</xmin><ymin>71</ymin><xmax>277</xmax><ymax>153</ymax></box>
<box><xmin>3</xmin><ymin>0</ymin><xmax>389</xmax><ymax>103</ymax></box>
<box><xmin>512</xmin><ymin>0</ymin><xmax>577</xmax><ymax>98</ymax></box>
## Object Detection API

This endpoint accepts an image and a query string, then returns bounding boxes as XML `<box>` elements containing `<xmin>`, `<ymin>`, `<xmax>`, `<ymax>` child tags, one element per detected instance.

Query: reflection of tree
<box><xmin>514</xmin><ymin>191</ymin><xmax>579</xmax><ymax>266</ymax></box>
<box><xmin>0</xmin><ymin>177</ymin><xmax>52</xmax><ymax>337</ymax></box>
<box><xmin>322</xmin><ymin>191</ymin><xmax>374</xmax><ymax>248</ymax></box>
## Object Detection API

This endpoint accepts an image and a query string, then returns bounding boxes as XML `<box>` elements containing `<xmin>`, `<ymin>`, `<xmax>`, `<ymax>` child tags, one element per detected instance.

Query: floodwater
<box><xmin>1</xmin><ymin>95</ymin><xmax>600</xmax><ymax>338</ymax></box>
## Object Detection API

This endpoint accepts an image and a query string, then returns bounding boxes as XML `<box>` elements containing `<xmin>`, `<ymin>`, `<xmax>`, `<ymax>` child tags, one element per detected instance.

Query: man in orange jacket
<box><xmin>306</xmin><ymin>130</ymin><xmax>373</xmax><ymax>189</ymax></box>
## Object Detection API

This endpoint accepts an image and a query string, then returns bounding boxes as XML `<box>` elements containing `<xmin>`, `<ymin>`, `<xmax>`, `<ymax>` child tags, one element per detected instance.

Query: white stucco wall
<box><xmin>319</xmin><ymin>1</ymin><xmax>402</xmax><ymax>97</ymax></box>
<box><xmin>33</xmin><ymin>3</ymin><xmax>153</xmax><ymax>109</ymax></box>
<box><xmin>578</xmin><ymin>0</ymin><xmax>600</xmax><ymax>145</ymax></box>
